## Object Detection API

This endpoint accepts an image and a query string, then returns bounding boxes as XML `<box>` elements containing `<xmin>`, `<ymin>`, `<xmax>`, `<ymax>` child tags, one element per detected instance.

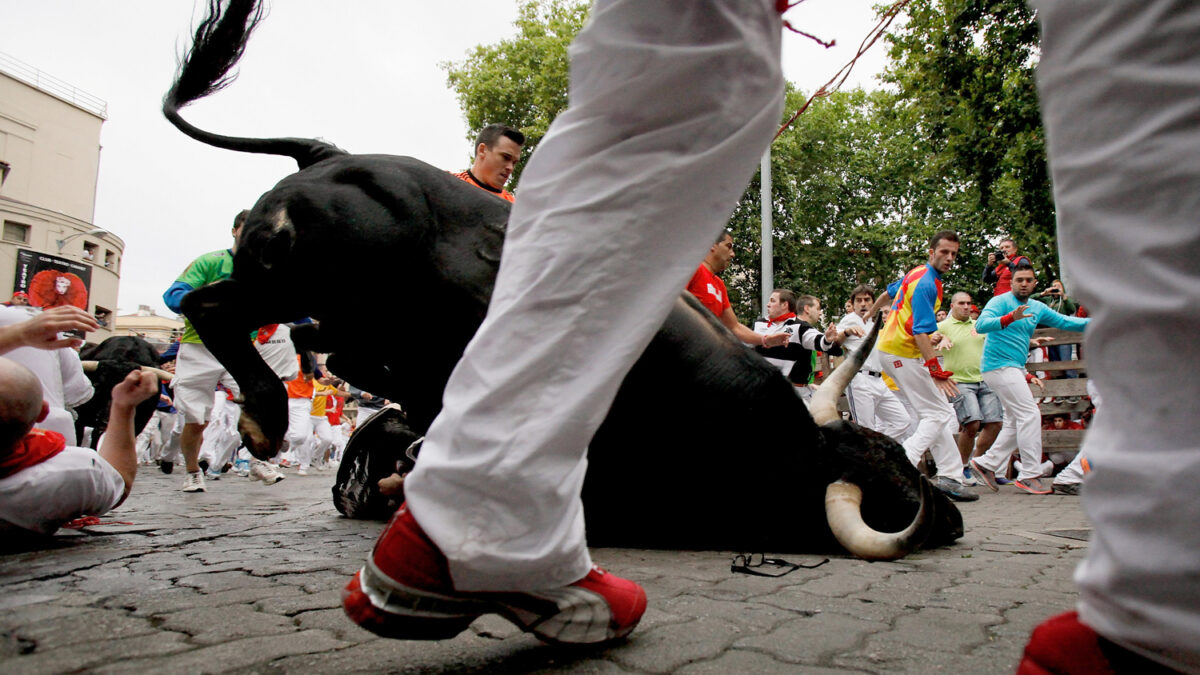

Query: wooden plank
<box><xmin>1039</xmin><ymin>399</ymin><xmax>1092</xmax><ymax>414</ymax></box>
<box><xmin>1029</xmin><ymin>378</ymin><xmax>1090</xmax><ymax>397</ymax></box>
<box><xmin>1034</xmin><ymin>327</ymin><xmax>1085</xmax><ymax>345</ymax></box>
<box><xmin>1043</xmin><ymin>429</ymin><xmax>1086</xmax><ymax>449</ymax></box>
<box><xmin>1031</xmin><ymin>361</ymin><xmax>1086</xmax><ymax>372</ymax></box>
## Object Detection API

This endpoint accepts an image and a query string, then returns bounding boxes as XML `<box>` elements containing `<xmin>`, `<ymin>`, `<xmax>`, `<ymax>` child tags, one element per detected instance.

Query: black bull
<box><xmin>165</xmin><ymin>0</ymin><xmax>961</xmax><ymax>560</ymax></box>
<box><xmin>75</xmin><ymin>336</ymin><xmax>163</xmax><ymax>447</ymax></box>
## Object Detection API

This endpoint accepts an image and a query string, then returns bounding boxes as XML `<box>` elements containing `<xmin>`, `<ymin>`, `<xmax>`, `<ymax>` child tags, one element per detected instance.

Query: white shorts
<box><xmin>171</xmin><ymin>342</ymin><xmax>239</xmax><ymax>424</ymax></box>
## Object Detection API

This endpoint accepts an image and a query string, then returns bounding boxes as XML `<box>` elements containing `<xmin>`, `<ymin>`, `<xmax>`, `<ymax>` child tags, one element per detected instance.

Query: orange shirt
<box><xmin>453</xmin><ymin>170</ymin><xmax>515</xmax><ymax>203</ymax></box>
<box><xmin>285</xmin><ymin>356</ymin><xmax>314</xmax><ymax>399</ymax></box>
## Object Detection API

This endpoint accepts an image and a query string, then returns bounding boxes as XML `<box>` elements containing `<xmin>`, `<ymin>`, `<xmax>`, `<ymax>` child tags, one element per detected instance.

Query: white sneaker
<box><xmin>249</xmin><ymin>459</ymin><xmax>285</xmax><ymax>485</ymax></box>
<box><xmin>297</xmin><ymin>466</ymin><xmax>309</xmax><ymax>476</ymax></box>
<box><xmin>182</xmin><ymin>471</ymin><xmax>206</xmax><ymax>493</ymax></box>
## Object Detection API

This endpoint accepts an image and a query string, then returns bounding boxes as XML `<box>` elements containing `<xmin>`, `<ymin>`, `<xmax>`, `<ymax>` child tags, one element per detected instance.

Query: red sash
<box><xmin>1</xmin><ymin>429</ymin><xmax>67</xmax><ymax>479</ymax></box>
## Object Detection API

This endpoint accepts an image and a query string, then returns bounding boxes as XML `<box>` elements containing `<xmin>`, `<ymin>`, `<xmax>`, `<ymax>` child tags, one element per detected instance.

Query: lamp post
<box><xmin>55</xmin><ymin>228</ymin><xmax>109</xmax><ymax>253</ymax></box>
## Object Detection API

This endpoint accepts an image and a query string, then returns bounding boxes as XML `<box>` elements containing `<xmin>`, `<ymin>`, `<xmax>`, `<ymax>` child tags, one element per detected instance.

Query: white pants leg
<box><xmin>1053</xmin><ymin>451</ymin><xmax>1088</xmax><ymax>487</ymax></box>
<box><xmin>976</xmin><ymin>367</ymin><xmax>1043</xmax><ymax>482</ymax></box>
<box><xmin>310</xmin><ymin>416</ymin><xmax>334</xmax><ymax>464</ymax></box>
<box><xmin>285</xmin><ymin>398</ymin><xmax>314</xmax><ymax>469</ymax></box>
<box><xmin>1032</xmin><ymin>1</ymin><xmax>1200</xmax><ymax>670</ymax></box>
<box><xmin>404</xmin><ymin>0</ymin><xmax>784</xmax><ymax>592</ymax></box>
<box><xmin>881</xmin><ymin>354</ymin><xmax>962</xmax><ymax>480</ymax></box>
<box><xmin>848</xmin><ymin>373</ymin><xmax>912</xmax><ymax>442</ymax></box>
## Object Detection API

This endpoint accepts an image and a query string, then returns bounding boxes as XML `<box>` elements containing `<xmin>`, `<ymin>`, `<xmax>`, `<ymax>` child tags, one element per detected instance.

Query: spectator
<box><xmin>982</xmin><ymin>238</ymin><xmax>1031</xmax><ymax>297</ymax></box>
<box><xmin>936</xmin><ymin>309</ymin><xmax>948</xmax><ymax>322</ymax></box>
<box><xmin>934</xmin><ymin>292</ymin><xmax>1003</xmax><ymax>484</ymax></box>
<box><xmin>969</xmin><ymin>261</ymin><xmax>1089</xmax><ymax>495</ymax></box>
<box><xmin>752</xmin><ymin>290</ymin><xmax>853</xmax><ymax>404</ymax></box>
<box><xmin>837</xmin><ymin>285</ymin><xmax>911</xmax><ymax>441</ymax></box>
<box><xmin>687</xmin><ymin>231</ymin><xmax>788</xmax><ymax>348</ymax></box>
<box><xmin>452</xmin><ymin>123</ymin><xmax>524</xmax><ymax>203</ymax></box>
<box><xmin>876</xmin><ymin>231</ymin><xmax>978</xmax><ymax>502</ymax></box>
<box><xmin>1032</xmin><ymin>279</ymin><xmax>1081</xmax><ymax>381</ymax></box>
<box><xmin>4</xmin><ymin>292</ymin><xmax>31</xmax><ymax>307</ymax></box>
<box><xmin>0</xmin><ymin>306</ymin><xmax>94</xmax><ymax>445</ymax></box>
<box><xmin>0</xmin><ymin>356</ymin><xmax>157</xmax><ymax>536</ymax></box>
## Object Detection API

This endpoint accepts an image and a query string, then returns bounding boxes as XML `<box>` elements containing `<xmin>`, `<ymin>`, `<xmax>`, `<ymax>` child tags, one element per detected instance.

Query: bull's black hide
<box><xmin>75</xmin><ymin>336</ymin><xmax>161</xmax><ymax>446</ymax></box>
<box><xmin>166</xmin><ymin>0</ymin><xmax>963</xmax><ymax>557</ymax></box>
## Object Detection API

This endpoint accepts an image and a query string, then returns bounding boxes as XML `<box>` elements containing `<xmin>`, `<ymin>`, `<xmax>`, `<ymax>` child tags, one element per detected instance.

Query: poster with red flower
<box><xmin>13</xmin><ymin>249</ymin><xmax>92</xmax><ymax>310</ymax></box>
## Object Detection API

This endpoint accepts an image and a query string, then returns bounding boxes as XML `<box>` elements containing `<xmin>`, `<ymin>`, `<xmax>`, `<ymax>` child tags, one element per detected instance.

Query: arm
<box><xmin>1035</xmin><ymin>302</ymin><xmax>1091</xmax><ymax>332</ymax></box>
<box><xmin>719</xmin><ymin>307</ymin><xmax>785</xmax><ymax>347</ymax></box>
<box><xmin>0</xmin><ymin>307</ymin><xmax>99</xmax><ymax>354</ymax></box>
<box><xmin>914</xmin><ymin>332</ymin><xmax>959</xmax><ymax>396</ymax></box>
<box><xmin>162</xmin><ymin>281</ymin><xmax>193</xmax><ymax>314</ymax></box>
<box><xmin>98</xmin><ymin>370</ymin><xmax>160</xmax><ymax>507</ymax></box>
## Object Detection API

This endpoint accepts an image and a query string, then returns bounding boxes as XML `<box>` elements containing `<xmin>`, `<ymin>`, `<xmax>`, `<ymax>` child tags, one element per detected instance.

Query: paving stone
<box><xmin>14</xmin><ymin>610</ymin><xmax>158</xmax><ymax>651</ymax></box>
<box><xmin>4</xmin><ymin>630</ymin><xmax>191</xmax><ymax>675</ymax></box>
<box><xmin>862</xmin><ymin>606</ymin><xmax>1004</xmax><ymax>654</ymax></box>
<box><xmin>176</xmin><ymin>569</ymin><xmax>265</xmax><ymax>592</ymax></box>
<box><xmin>659</xmin><ymin>594</ymin><xmax>793</xmax><ymax>632</ymax></box>
<box><xmin>675</xmin><ymin>647</ymin><xmax>805</xmax><ymax>674</ymax></box>
<box><xmin>93</xmin><ymin>628</ymin><xmax>349</xmax><ymax>674</ymax></box>
<box><xmin>797</xmin><ymin>572</ymin><xmax>876</xmax><ymax>598</ymax></box>
<box><xmin>155</xmin><ymin>605</ymin><xmax>295</xmax><ymax>643</ymax></box>
<box><xmin>733</xmin><ymin>610</ymin><xmax>889</xmax><ymax>664</ymax></box>
<box><xmin>255</xmin><ymin>589</ymin><xmax>343</xmax><ymax>616</ymax></box>
<box><xmin>610</xmin><ymin>617</ymin><xmax>741</xmax><ymax>673</ymax></box>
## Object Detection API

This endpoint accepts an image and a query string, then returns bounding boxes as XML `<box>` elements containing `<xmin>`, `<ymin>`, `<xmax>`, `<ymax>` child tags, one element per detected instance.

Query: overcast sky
<box><xmin>0</xmin><ymin>1</ymin><xmax>895</xmax><ymax>317</ymax></box>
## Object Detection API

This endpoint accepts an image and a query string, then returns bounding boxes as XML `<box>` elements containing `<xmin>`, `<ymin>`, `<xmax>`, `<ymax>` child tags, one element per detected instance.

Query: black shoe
<box><xmin>198</xmin><ymin>459</ymin><xmax>209</xmax><ymax>473</ymax></box>
<box><xmin>160</xmin><ymin>460</ymin><xmax>174</xmax><ymax>475</ymax></box>
<box><xmin>1052</xmin><ymin>483</ymin><xmax>1081</xmax><ymax>496</ymax></box>
<box><xmin>933</xmin><ymin>476</ymin><xmax>979</xmax><ymax>502</ymax></box>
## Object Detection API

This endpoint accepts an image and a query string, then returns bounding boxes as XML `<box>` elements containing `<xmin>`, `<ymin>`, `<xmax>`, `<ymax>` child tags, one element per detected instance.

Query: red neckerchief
<box><xmin>767</xmin><ymin>312</ymin><xmax>796</xmax><ymax>327</ymax></box>
<box><xmin>1</xmin><ymin>429</ymin><xmax>67</xmax><ymax>479</ymax></box>
<box><xmin>256</xmin><ymin>324</ymin><xmax>279</xmax><ymax>344</ymax></box>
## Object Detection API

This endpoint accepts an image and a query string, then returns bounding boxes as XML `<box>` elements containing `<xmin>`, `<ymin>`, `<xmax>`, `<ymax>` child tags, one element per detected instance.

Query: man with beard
<box><xmin>969</xmin><ymin>261</ymin><xmax>1089</xmax><ymax>495</ymax></box>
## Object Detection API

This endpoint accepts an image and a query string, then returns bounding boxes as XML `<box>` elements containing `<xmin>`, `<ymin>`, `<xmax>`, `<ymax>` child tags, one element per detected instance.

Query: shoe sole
<box><xmin>1014</xmin><ymin>480</ymin><xmax>1051</xmax><ymax>495</ymax></box>
<box><xmin>345</xmin><ymin>564</ymin><xmax>633</xmax><ymax>645</ymax></box>
<box><xmin>969</xmin><ymin>459</ymin><xmax>999</xmax><ymax>492</ymax></box>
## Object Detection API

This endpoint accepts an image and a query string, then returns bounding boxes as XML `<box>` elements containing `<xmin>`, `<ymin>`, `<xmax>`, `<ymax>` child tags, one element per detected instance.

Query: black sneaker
<box><xmin>160</xmin><ymin>460</ymin><xmax>174</xmax><ymax>475</ymax></box>
<box><xmin>1052</xmin><ymin>483</ymin><xmax>1081</xmax><ymax>496</ymax></box>
<box><xmin>198</xmin><ymin>459</ymin><xmax>210</xmax><ymax>473</ymax></box>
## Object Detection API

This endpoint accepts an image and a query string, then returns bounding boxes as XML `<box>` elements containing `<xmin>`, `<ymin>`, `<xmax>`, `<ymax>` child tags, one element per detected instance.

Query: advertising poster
<box><xmin>13</xmin><ymin>248</ymin><xmax>92</xmax><ymax>310</ymax></box>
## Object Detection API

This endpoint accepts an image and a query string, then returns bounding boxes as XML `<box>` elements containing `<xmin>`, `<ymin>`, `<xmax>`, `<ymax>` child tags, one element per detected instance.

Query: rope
<box><xmin>775</xmin><ymin>0</ymin><xmax>913</xmax><ymax>140</ymax></box>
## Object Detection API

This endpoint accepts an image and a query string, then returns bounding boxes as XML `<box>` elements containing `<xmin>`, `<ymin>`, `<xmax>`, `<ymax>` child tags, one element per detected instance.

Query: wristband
<box><xmin>924</xmin><ymin>358</ymin><xmax>954</xmax><ymax>381</ymax></box>
<box><xmin>1025</xmin><ymin>372</ymin><xmax>1035</xmax><ymax>383</ymax></box>
<box><xmin>1000</xmin><ymin>311</ymin><xmax>1017</xmax><ymax>328</ymax></box>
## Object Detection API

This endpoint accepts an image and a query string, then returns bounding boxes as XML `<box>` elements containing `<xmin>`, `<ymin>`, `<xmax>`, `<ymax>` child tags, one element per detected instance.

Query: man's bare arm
<box><xmin>98</xmin><ymin>371</ymin><xmax>159</xmax><ymax>507</ymax></box>
<box><xmin>720</xmin><ymin>307</ymin><xmax>787</xmax><ymax>347</ymax></box>
<box><xmin>0</xmin><ymin>307</ymin><xmax>98</xmax><ymax>354</ymax></box>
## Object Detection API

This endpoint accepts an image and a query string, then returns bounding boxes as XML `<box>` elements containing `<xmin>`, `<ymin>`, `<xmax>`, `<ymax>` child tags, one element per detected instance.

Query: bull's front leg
<box><xmin>181</xmin><ymin>279</ymin><xmax>287</xmax><ymax>460</ymax></box>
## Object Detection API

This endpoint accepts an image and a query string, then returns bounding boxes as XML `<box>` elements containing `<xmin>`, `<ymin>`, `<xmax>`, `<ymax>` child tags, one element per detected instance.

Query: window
<box><xmin>104</xmin><ymin>249</ymin><xmax>117</xmax><ymax>270</ymax></box>
<box><xmin>83</xmin><ymin>243</ymin><xmax>98</xmax><ymax>261</ymax></box>
<box><xmin>3</xmin><ymin>221</ymin><xmax>30</xmax><ymax>244</ymax></box>
<box><xmin>94</xmin><ymin>306</ymin><xmax>111</xmax><ymax>329</ymax></box>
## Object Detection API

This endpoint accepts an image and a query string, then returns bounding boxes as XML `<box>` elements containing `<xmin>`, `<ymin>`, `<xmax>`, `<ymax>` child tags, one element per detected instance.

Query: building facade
<box><xmin>0</xmin><ymin>52</ymin><xmax>120</xmax><ymax>342</ymax></box>
<box><xmin>114</xmin><ymin>305</ymin><xmax>183</xmax><ymax>354</ymax></box>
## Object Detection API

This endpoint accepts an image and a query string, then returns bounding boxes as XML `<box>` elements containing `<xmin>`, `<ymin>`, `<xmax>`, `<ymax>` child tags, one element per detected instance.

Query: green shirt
<box><xmin>176</xmin><ymin>250</ymin><xmax>234</xmax><ymax>344</ymax></box>
<box><xmin>936</xmin><ymin>316</ymin><xmax>986</xmax><ymax>384</ymax></box>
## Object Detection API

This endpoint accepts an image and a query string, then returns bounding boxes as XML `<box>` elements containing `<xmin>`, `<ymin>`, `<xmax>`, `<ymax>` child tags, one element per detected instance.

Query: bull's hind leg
<box><xmin>181</xmin><ymin>279</ymin><xmax>288</xmax><ymax>459</ymax></box>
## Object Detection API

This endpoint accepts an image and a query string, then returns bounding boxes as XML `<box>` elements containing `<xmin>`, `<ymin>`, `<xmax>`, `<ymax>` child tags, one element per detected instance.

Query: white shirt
<box><xmin>0</xmin><ymin>446</ymin><xmax>125</xmax><ymax>535</ymax></box>
<box><xmin>837</xmin><ymin>312</ymin><xmax>885</xmax><ymax>372</ymax></box>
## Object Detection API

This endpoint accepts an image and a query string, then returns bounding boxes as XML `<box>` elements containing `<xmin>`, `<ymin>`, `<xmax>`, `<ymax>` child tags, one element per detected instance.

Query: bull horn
<box><xmin>824</xmin><ymin>476</ymin><xmax>934</xmax><ymax>561</ymax></box>
<box><xmin>810</xmin><ymin>310</ymin><xmax>884</xmax><ymax>425</ymax></box>
<box><xmin>140</xmin><ymin>366</ymin><xmax>174</xmax><ymax>381</ymax></box>
<box><xmin>81</xmin><ymin>360</ymin><xmax>99</xmax><ymax>372</ymax></box>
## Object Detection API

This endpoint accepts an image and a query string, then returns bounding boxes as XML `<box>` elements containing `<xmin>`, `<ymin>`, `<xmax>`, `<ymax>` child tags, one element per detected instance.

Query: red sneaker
<box><xmin>343</xmin><ymin>504</ymin><xmax>647</xmax><ymax>644</ymax></box>
<box><xmin>1014</xmin><ymin>477</ymin><xmax>1052</xmax><ymax>495</ymax></box>
<box><xmin>1019</xmin><ymin>611</ymin><xmax>1179</xmax><ymax>674</ymax></box>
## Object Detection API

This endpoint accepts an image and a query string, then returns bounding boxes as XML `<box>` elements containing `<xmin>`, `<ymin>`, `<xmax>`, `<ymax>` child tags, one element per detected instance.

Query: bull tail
<box><xmin>163</xmin><ymin>0</ymin><xmax>346</xmax><ymax>169</ymax></box>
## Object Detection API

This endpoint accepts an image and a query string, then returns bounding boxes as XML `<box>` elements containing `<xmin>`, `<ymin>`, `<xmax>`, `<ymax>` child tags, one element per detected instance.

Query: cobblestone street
<box><xmin>1</xmin><ymin>467</ymin><xmax>1090</xmax><ymax>674</ymax></box>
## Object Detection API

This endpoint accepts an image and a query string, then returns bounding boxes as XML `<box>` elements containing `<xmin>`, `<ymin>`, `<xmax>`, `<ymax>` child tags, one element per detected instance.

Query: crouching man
<box><xmin>0</xmin><ymin>357</ymin><xmax>158</xmax><ymax>536</ymax></box>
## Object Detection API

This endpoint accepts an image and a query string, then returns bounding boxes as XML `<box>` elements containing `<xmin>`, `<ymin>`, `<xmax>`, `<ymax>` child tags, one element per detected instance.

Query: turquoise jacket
<box><xmin>977</xmin><ymin>292</ymin><xmax>1089</xmax><ymax>373</ymax></box>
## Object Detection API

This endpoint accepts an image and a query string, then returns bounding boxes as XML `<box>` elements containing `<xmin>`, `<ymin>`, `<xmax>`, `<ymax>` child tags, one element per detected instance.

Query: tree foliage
<box><xmin>443</xmin><ymin>0</ymin><xmax>589</xmax><ymax>190</ymax></box>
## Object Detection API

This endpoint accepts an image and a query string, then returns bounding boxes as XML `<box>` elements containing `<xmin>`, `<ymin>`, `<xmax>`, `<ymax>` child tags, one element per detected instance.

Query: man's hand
<box><xmin>823</xmin><ymin>323</ymin><xmax>840</xmax><ymax>344</ymax></box>
<box><xmin>987</xmin><ymin>252</ymin><xmax>998</xmax><ymax>265</ymax></box>
<box><xmin>112</xmin><ymin>370</ymin><xmax>159</xmax><ymax>410</ymax></box>
<box><xmin>935</xmin><ymin>336</ymin><xmax>954</xmax><ymax>351</ymax></box>
<box><xmin>378</xmin><ymin>472</ymin><xmax>406</xmax><ymax>496</ymax></box>
<box><xmin>1011</xmin><ymin>304</ymin><xmax>1032</xmax><ymax>322</ymax></box>
<box><xmin>935</xmin><ymin>378</ymin><xmax>959</xmax><ymax>397</ymax></box>
<box><xmin>1029</xmin><ymin>375</ymin><xmax>1045</xmax><ymax>391</ymax></box>
<box><xmin>1030</xmin><ymin>336</ymin><xmax>1054</xmax><ymax>347</ymax></box>
<box><xmin>0</xmin><ymin>306</ymin><xmax>98</xmax><ymax>353</ymax></box>
<box><xmin>761</xmin><ymin>332</ymin><xmax>790</xmax><ymax>348</ymax></box>
<box><xmin>842</xmin><ymin>326</ymin><xmax>865</xmax><ymax>338</ymax></box>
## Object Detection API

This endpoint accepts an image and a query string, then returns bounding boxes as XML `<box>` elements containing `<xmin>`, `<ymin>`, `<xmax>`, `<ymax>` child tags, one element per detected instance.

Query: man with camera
<box><xmin>982</xmin><ymin>238</ymin><xmax>1030</xmax><ymax>297</ymax></box>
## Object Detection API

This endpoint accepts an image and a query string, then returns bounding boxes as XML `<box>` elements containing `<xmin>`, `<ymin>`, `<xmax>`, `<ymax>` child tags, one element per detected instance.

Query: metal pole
<box><xmin>759</xmin><ymin>147</ymin><xmax>773</xmax><ymax>317</ymax></box>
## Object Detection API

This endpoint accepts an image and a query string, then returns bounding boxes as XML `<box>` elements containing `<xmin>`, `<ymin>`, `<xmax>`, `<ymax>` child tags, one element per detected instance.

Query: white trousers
<box><xmin>846</xmin><ymin>372</ymin><xmax>912</xmax><ymax>442</ymax></box>
<box><xmin>404</xmin><ymin>0</ymin><xmax>784</xmax><ymax>592</ymax></box>
<box><xmin>1053</xmin><ymin>451</ymin><xmax>1088</xmax><ymax>487</ymax></box>
<box><xmin>974</xmin><ymin>367</ymin><xmax>1043</xmax><ymax>481</ymax></box>
<box><xmin>310</xmin><ymin>416</ymin><xmax>335</xmax><ymax>465</ymax></box>
<box><xmin>881</xmin><ymin>354</ymin><xmax>962</xmax><ymax>480</ymax></box>
<box><xmin>172</xmin><ymin>343</ymin><xmax>240</xmax><ymax>424</ymax></box>
<box><xmin>1033</xmin><ymin>1</ymin><xmax>1200</xmax><ymax>670</ymax></box>
<box><xmin>199</xmin><ymin>394</ymin><xmax>242</xmax><ymax>470</ymax></box>
<box><xmin>284</xmin><ymin>398</ymin><xmax>314</xmax><ymax>467</ymax></box>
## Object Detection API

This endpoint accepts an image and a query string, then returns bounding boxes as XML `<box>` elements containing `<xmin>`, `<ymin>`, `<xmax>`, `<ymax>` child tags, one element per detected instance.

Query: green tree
<box><xmin>443</xmin><ymin>0</ymin><xmax>589</xmax><ymax>191</ymax></box>
<box><xmin>883</xmin><ymin>0</ymin><xmax>1057</xmax><ymax>282</ymax></box>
